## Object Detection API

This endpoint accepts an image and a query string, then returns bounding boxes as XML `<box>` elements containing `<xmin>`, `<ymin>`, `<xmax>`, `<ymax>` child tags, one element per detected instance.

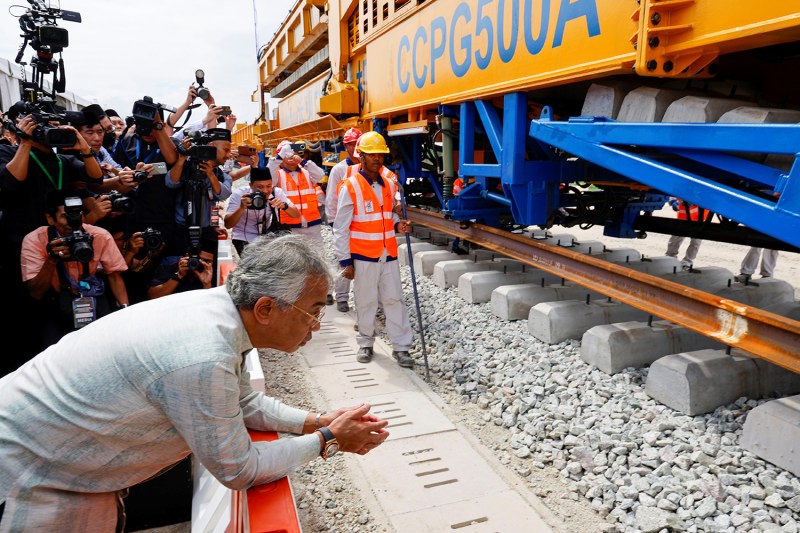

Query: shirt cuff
<box><xmin>339</xmin><ymin>259</ymin><xmax>353</xmax><ymax>267</ymax></box>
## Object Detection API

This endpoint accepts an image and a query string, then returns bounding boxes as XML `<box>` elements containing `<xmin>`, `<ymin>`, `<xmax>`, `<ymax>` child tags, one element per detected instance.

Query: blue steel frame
<box><xmin>529</xmin><ymin>109</ymin><xmax>800</xmax><ymax>249</ymax></box>
<box><xmin>447</xmin><ymin>92</ymin><xmax>565</xmax><ymax>227</ymax></box>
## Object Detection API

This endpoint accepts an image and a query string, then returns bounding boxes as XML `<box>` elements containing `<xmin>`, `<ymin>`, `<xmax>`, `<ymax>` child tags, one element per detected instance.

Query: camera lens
<box><xmin>187</xmin><ymin>256</ymin><xmax>202</xmax><ymax>271</ymax></box>
<box><xmin>249</xmin><ymin>192</ymin><xmax>266</xmax><ymax>210</ymax></box>
<box><xmin>133</xmin><ymin>170</ymin><xmax>148</xmax><ymax>184</ymax></box>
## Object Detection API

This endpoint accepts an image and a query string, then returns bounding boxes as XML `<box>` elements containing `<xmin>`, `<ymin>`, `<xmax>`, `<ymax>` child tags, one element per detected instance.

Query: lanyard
<box><xmin>29</xmin><ymin>151</ymin><xmax>63</xmax><ymax>190</ymax></box>
<box><xmin>135</xmin><ymin>139</ymin><xmax>160</xmax><ymax>164</ymax></box>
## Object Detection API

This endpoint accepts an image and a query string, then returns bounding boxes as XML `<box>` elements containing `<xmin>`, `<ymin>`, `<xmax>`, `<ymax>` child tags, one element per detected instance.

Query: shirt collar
<box><xmin>359</xmin><ymin>168</ymin><xmax>384</xmax><ymax>186</ymax></box>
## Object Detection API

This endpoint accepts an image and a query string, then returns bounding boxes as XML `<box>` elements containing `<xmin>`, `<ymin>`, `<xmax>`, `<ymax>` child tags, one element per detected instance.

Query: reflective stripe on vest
<box><xmin>676</xmin><ymin>203</ymin><xmax>699</xmax><ymax>221</ymax></box>
<box><xmin>278</xmin><ymin>167</ymin><xmax>321</xmax><ymax>226</ymax></box>
<box><xmin>343</xmin><ymin>170</ymin><xmax>398</xmax><ymax>260</ymax></box>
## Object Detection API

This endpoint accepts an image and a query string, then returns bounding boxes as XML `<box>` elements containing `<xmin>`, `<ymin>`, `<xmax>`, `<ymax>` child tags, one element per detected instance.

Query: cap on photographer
<box><xmin>20</xmin><ymin>189</ymin><xmax>130</xmax><ymax>351</ymax></box>
<box><xmin>224</xmin><ymin>167</ymin><xmax>300</xmax><ymax>256</ymax></box>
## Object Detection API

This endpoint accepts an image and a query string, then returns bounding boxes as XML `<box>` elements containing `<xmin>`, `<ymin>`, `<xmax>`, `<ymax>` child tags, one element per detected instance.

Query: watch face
<box><xmin>326</xmin><ymin>442</ymin><xmax>339</xmax><ymax>458</ymax></box>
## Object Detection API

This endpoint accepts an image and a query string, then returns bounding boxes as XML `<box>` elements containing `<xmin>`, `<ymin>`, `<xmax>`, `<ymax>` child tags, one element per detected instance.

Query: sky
<box><xmin>0</xmin><ymin>0</ymin><xmax>296</xmax><ymax>124</ymax></box>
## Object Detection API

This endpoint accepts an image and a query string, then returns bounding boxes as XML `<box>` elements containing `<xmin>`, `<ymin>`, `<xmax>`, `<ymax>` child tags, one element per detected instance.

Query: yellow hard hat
<box><xmin>357</xmin><ymin>131</ymin><xmax>389</xmax><ymax>154</ymax></box>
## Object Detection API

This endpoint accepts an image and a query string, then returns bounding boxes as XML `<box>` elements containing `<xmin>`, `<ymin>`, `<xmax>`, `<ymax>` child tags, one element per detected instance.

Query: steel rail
<box><xmin>407</xmin><ymin>208</ymin><xmax>800</xmax><ymax>373</ymax></box>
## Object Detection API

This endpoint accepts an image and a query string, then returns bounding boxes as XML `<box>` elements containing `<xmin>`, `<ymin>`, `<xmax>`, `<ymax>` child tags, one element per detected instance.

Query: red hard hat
<box><xmin>343</xmin><ymin>128</ymin><xmax>362</xmax><ymax>144</ymax></box>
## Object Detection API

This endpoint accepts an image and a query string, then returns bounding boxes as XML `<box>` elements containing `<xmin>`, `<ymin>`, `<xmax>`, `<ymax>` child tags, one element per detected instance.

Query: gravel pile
<box><xmin>394</xmin><ymin>256</ymin><xmax>800</xmax><ymax>533</ymax></box>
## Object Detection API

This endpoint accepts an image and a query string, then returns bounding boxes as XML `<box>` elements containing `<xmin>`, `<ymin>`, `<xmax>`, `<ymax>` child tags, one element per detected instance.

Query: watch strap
<box><xmin>318</xmin><ymin>426</ymin><xmax>335</xmax><ymax>443</ymax></box>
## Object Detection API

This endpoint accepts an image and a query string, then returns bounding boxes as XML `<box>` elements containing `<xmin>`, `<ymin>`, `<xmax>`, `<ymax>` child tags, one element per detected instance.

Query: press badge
<box><xmin>364</xmin><ymin>200</ymin><xmax>374</xmax><ymax>213</ymax></box>
<box><xmin>72</xmin><ymin>296</ymin><xmax>96</xmax><ymax>329</ymax></box>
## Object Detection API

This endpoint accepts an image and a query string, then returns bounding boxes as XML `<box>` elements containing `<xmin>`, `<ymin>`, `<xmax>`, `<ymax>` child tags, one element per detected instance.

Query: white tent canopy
<box><xmin>0</xmin><ymin>56</ymin><xmax>93</xmax><ymax>113</ymax></box>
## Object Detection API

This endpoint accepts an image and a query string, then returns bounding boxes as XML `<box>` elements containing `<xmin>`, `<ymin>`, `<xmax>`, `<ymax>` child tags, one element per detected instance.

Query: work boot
<box><xmin>356</xmin><ymin>347</ymin><xmax>373</xmax><ymax>363</ymax></box>
<box><xmin>337</xmin><ymin>301</ymin><xmax>349</xmax><ymax>312</ymax></box>
<box><xmin>392</xmin><ymin>350</ymin><xmax>413</xmax><ymax>368</ymax></box>
<box><xmin>326</xmin><ymin>294</ymin><xmax>335</xmax><ymax>305</ymax></box>
<box><xmin>735</xmin><ymin>273</ymin><xmax>752</xmax><ymax>284</ymax></box>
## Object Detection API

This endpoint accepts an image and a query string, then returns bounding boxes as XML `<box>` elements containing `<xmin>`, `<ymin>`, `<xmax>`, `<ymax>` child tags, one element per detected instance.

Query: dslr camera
<box><xmin>131</xmin><ymin>96</ymin><xmax>177</xmax><ymax>136</ymax></box>
<box><xmin>61</xmin><ymin>196</ymin><xmax>93</xmax><ymax>263</ymax></box>
<box><xmin>186</xmin><ymin>226</ymin><xmax>204</xmax><ymax>272</ymax></box>
<box><xmin>139</xmin><ymin>227</ymin><xmax>163</xmax><ymax>251</ymax></box>
<box><xmin>106</xmin><ymin>191</ymin><xmax>135</xmax><ymax>214</ymax></box>
<box><xmin>194</xmin><ymin>69</ymin><xmax>211</xmax><ymax>101</ymax></box>
<box><xmin>248</xmin><ymin>191</ymin><xmax>267</xmax><ymax>210</ymax></box>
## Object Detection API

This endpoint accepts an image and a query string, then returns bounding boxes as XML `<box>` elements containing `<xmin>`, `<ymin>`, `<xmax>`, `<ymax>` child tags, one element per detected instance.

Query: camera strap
<box><xmin>29</xmin><ymin>151</ymin><xmax>63</xmax><ymax>189</ymax></box>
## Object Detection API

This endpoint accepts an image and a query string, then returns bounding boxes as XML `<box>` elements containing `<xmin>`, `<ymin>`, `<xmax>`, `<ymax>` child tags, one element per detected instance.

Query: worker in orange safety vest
<box><xmin>332</xmin><ymin>132</ymin><xmax>415</xmax><ymax>368</ymax></box>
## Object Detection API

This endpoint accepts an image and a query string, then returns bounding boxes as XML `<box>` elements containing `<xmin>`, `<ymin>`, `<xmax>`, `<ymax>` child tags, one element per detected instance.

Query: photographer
<box><xmin>166</xmin><ymin>127</ymin><xmax>233</xmax><ymax>237</ymax></box>
<box><xmin>112</xmin><ymin>100</ymin><xmax>182</xmax><ymax>261</ymax></box>
<box><xmin>224</xmin><ymin>167</ymin><xmax>299</xmax><ymax>256</ymax></box>
<box><xmin>0</xmin><ymin>110</ymin><xmax>106</xmax><ymax>371</ymax></box>
<box><xmin>20</xmin><ymin>189</ymin><xmax>129</xmax><ymax>351</ymax></box>
<box><xmin>146</xmin><ymin>231</ymin><xmax>219</xmax><ymax>299</ymax></box>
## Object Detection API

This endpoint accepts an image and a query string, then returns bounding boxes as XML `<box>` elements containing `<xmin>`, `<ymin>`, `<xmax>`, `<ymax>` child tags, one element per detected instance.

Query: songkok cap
<box><xmin>250</xmin><ymin>168</ymin><xmax>272</xmax><ymax>181</ymax></box>
<box><xmin>205</xmin><ymin>128</ymin><xmax>231</xmax><ymax>142</ymax></box>
<box><xmin>104</xmin><ymin>108</ymin><xmax>120</xmax><ymax>118</ymax></box>
<box><xmin>80</xmin><ymin>104</ymin><xmax>106</xmax><ymax>127</ymax></box>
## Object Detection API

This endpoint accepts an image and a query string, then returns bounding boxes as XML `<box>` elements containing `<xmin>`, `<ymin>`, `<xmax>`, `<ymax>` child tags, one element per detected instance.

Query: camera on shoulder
<box><xmin>131</xmin><ymin>96</ymin><xmax>176</xmax><ymax>136</ymax></box>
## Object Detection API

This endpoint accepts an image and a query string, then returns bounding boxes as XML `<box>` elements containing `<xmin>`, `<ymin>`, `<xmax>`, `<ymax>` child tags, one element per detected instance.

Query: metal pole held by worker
<box><xmin>396</xmin><ymin>180</ymin><xmax>430</xmax><ymax>380</ymax></box>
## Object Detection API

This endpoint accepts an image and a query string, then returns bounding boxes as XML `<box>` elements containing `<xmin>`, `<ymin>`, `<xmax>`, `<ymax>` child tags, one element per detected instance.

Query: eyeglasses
<box><xmin>276</xmin><ymin>298</ymin><xmax>325</xmax><ymax>325</ymax></box>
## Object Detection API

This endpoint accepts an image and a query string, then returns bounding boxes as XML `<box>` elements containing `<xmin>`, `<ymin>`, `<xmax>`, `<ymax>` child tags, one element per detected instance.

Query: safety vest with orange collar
<box><xmin>674</xmin><ymin>199</ymin><xmax>712</xmax><ymax>222</ymax></box>
<box><xmin>277</xmin><ymin>167</ymin><xmax>322</xmax><ymax>227</ymax></box>
<box><xmin>344</xmin><ymin>163</ymin><xmax>397</xmax><ymax>184</ymax></box>
<box><xmin>341</xmin><ymin>168</ymin><xmax>399</xmax><ymax>261</ymax></box>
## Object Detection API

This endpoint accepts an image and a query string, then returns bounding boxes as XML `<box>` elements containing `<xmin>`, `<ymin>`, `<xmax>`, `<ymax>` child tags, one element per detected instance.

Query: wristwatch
<box><xmin>153</xmin><ymin>122</ymin><xmax>164</xmax><ymax>131</ymax></box>
<box><xmin>170</xmin><ymin>272</ymin><xmax>183</xmax><ymax>282</ymax></box>
<box><xmin>77</xmin><ymin>151</ymin><xmax>93</xmax><ymax>158</ymax></box>
<box><xmin>318</xmin><ymin>427</ymin><xmax>339</xmax><ymax>460</ymax></box>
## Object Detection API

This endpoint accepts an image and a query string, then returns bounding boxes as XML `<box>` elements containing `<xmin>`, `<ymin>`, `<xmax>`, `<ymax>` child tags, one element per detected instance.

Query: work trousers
<box><xmin>352</xmin><ymin>259</ymin><xmax>413</xmax><ymax>351</ymax></box>
<box><xmin>740</xmin><ymin>247</ymin><xmax>778</xmax><ymax>277</ymax></box>
<box><xmin>665</xmin><ymin>236</ymin><xmax>702</xmax><ymax>266</ymax></box>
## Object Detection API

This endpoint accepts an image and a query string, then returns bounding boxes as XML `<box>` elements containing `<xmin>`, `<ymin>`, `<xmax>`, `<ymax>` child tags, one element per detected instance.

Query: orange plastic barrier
<box><xmin>246</xmin><ymin>430</ymin><xmax>302</xmax><ymax>533</ymax></box>
<box><xmin>218</xmin><ymin>262</ymin><xmax>236</xmax><ymax>286</ymax></box>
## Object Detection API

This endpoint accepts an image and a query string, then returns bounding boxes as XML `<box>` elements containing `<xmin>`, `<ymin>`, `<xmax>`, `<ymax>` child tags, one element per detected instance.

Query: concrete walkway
<box><xmin>297</xmin><ymin>311</ymin><xmax>558</xmax><ymax>532</ymax></box>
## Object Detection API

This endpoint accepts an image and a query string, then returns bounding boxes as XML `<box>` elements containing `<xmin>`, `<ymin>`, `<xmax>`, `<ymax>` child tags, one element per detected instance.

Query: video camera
<box><xmin>5</xmin><ymin>100</ymin><xmax>82</xmax><ymax>147</ymax></box>
<box><xmin>62</xmin><ymin>196</ymin><xmax>93</xmax><ymax>263</ymax></box>
<box><xmin>4</xmin><ymin>1</ymin><xmax>82</xmax><ymax>147</ymax></box>
<box><xmin>180</xmin><ymin>129</ymin><xmax>219</xmax><ymax>181</ymax></box>
<box><xmin>131</xmin><ymin>96</ymin><xmax>177</xmax><ymax>136</ymax></box>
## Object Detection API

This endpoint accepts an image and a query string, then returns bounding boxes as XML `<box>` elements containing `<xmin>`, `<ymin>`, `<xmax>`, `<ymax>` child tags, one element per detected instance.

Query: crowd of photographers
<box><xmin>0</xmin><ymin>86</ymin><xmax>253</xmax><ymax>375</ymax></box>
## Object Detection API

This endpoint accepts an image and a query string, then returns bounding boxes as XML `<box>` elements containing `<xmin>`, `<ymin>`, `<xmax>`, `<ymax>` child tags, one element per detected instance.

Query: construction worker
<box><xmin>665</xmin><ymin>198</ymin><xmax>709</xmax><ymax>270</ymax></box>
<box><xmin>268</xmin><ymin>140</ymin><xmax>333</xmax><ymax>304</ymax></box>
<box><xmin>332</xmin><ymin>131</ymin><xmax>415</xmax><ymax>368</ymax></box>
<box><xmin>326</xmin><ymin>127</ymin><xmax>361</xmax><ymax>312</ymax></box>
